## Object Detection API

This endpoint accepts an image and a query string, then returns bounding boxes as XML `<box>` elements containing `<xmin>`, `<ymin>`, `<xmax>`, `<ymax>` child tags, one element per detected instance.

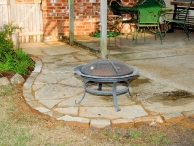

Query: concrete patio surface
<box><xmin>21</xmin><ymin>31</ymin><xmax>194</xmax><ymax>129</ymax></box>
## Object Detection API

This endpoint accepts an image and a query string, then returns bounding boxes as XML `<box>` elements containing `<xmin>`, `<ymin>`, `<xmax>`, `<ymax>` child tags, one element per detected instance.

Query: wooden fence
<box><xmin>0</xmin><ymin>0</ymin><xmax>43</xmax><ymax>44</ymax></box>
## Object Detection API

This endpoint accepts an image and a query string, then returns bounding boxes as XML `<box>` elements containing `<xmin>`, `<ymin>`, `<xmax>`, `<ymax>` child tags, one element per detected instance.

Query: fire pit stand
<box><xmin>76</xmin><ymin>78</ymin><xmax>130</xmax><ymax>111</ymax></box>
<box><xmin>74</xmin><ymin>60</ymin><xmax>139</xmax><ymax>112</ymax></box>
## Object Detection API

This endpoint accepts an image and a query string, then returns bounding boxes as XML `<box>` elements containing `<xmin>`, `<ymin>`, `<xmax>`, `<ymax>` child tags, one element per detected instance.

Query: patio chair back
<box><xmin>132</xmin><ymin>0</ymin><xmax>163</xmax><ymax>44</ymax></box>
<box><xmin>138</xmin><ymin>0</ymin><xmax>161</xmax><ymax>25</ymax></box>
<box><xmin>164</xmin><ymin>0</ymin><xmax>194</xmax><ymax>39</ymax></box>
<box><xmin>181</xmin><ymin>0</ymin><xmax>194</xmax><ymax>23</ymax></box>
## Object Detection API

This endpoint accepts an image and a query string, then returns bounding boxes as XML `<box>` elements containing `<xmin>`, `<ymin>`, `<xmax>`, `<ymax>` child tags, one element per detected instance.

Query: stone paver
<box><xmin>0</xmin><ymin>77</ymin><xmax>10</xmax><ymax>86</ymax></box>
<box><xmin>79</xmin><ymin>106</ymin><xmax>148</xmax><ymax>119</ymax></box>
<box><xmin>111</xmin><ymin>119</ymin><xmax>134</xmax><ymax>128</ymax></box>
<box><xmin>182</xmin><ymin>110</ymin><xmax>194</xmax><ymax>117</ymax></box>
<box><xmin>54</xmin><ymin>107</ymin><xmax>78</xmax><ymax>115</ymax></box>
<box><xmin>20</xmin><ymin>35</ymin><xmax>194</xmax><ymax>129</ymax></box>
<box><xmin>162</xmin><ymin>112</ymin><xmax>184</xmax><ymax>122</ymax></box>
<box><xmin>90</xmin><ymin>119</ymin><xmax>111</xmax><ymax>129</ymax></box>
<box><xmin>134</xmin><ymin>116</ymin><xmax>163</xmax><ymax>126</ymax></box>
<box><xmin>57</xmin><ymin>115</ymin><xmax>90</xmax><ymax>128</ymax></box>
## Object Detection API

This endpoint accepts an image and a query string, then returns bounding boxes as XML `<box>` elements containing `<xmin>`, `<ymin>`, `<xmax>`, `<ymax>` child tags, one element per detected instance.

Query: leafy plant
<box><xmin>0</xmin><ymin>31</ymin><xmax>14</xmax><ymax>61</ymax></box>
<box><xmin>0</xmin><ymin>22</ymin><xmax>34</xmax><ymax>76</ymax></box>
<box><xmin>1</xmin><ymin>21</ymin><xmax>21</xmax><ymax>38</ymax></box>
<box><xmin>0</xmin><ymin>48</ymin><xmax>34</xmax><ymax>75</ymax></box>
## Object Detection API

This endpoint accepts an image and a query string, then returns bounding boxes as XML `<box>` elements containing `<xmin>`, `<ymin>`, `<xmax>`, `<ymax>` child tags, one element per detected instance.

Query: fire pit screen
<box><xmin>74</xmin><ymin>59</ymin><xmax>139</xmax><ymax>111</ymax></box>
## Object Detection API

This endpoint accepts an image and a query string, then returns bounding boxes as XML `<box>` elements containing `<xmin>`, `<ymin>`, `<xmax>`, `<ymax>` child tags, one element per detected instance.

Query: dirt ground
<box><xmin>1</xmin><ymin>71</ymin><xmax>194</xmax><ymax>145</ymax></box>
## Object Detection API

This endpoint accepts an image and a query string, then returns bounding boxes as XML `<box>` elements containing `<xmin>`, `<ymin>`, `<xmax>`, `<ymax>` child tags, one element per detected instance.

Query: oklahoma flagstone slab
<box><xmin>140</xmin><ymin>100</ymin><xmax>194</xmax><ymax>115</ymax></box>
<box><xmin>59</xmin><ymin>76</ymin><xmax>83</xmax><ymax>87</ymax></box>
<box><xmin>35</xmin><ymin>84</ymin><xmax>83</xmax><ymax>99</ymax></box>
<box><xmin>41</xmin><ymin>63</ymin><xmax>82</xmax><ymax>74</ymax></box>
<box><xmin>40</xmin><ymin>54</ymin><xmax>78</xmax><ymax>64</ymax></box>
<box><xmin>56</xmin><ymin>93</ymin><xmax>136</xmax><ymax>107</ymax></box>
<box><xmin>162</xmin><ymin>112</ymin><xmax>184</xmax><ymax>122</ymax></box>
<box><xmin>73</xmin><ymin>93</ymin><xmax>136</xmax><ymax>107</ymax></box>
<box><xmin>90</xmin><ymin>119</ymin><xmax>111</xmax><ymax>129</ymax></box>
<box><xmin>134</xmin><ymin>116</ymin><xmax>163</xmax><ymax>126</ymax></box>
<box><xmin>35</xmin><ymin>73</ymin><xmax>73</xmax><ymax>84</ymax></box>
<box><xmin>75</xmin><ymin>53</ymin><xmax>98</xmax><ymax>61</ymax></box>
<box><xmin>54</xmin><ymin>107</ymin><xmax>78</xmax><ymax>115</ymax></box>
<box><xmin>79</xmin><ymin>105</ymin><xmax>148</xmax><ymax>119</ymax></box>
<box><xmin>32</xmin><ymin>84</ymin><xmax>45</xmax><ymax>91</ymax></box>
<box><xmin>41</xmin><ymin>45</ymin><xmax>79</xmax><ymax>55</ymax></box>
<box><xmin>0</xmin><ymin>77</ymin><xmax>10</xmax><ymax>86</ymax></box>
<box><xmin>33</xmin><ymin>62</ymin><xmax>42</xmax><ymax>73</ymax></box>
<box><xmin>182</xmin><ymin>110</ymin><xmax>194</xmax><ymax>117</ymax></box>
<box><xmin>111</xmin><ymin>119</ymin><xmax>134</xmax><ymax>128</ymax></box>
<box><xmin>23</xmin><ymin>93</ymin><xmax>34</xmax><ymax>101</ymax></box>
<box><xmin>57</xmin><ymin>115</ymin><xmax>90</xmax><ymax>128</ymax></box>
<box><xmin>35</xmin><ymin>106</ymin><xmax>50</xmax><ymax>113</ymax></box>
<box><xmin>39</xmin><ymin>99</ymin><xmax>63</xmax><ymax>108</ymax></box>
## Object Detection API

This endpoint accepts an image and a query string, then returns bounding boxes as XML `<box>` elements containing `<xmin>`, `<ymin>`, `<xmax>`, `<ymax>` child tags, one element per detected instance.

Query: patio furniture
<box><xmin>117</xmin><ymin>0</ymin><xmax>169</xmax><ymax>44</ymax></box>
<box><xmin>108</xmin><ymin>0</ymin><xmax>134</xmax><ymax>32</ymax></box>
<box><xmin>106</xmin><ymin>14</ymin><xmax>123</xmax><ymax>49</ymax></box>
<box><xmin>164</xmin><ymin>0</ymin><xmax>194</xmax><ymax>40</ymax></box>
<box><xmin>133</xmin><ymin>0</ymin><xmax>163</xmax><ymax>43</ymax></box>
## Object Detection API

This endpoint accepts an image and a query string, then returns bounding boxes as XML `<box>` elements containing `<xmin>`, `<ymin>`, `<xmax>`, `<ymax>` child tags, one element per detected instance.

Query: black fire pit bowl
<box><xmin>74</xmin><ymin>59</ymin><xmax>139</xmax><ymax>111</ymax></box>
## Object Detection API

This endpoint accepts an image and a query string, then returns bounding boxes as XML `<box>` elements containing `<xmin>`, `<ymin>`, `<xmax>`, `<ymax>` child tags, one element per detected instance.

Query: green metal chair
<box><xmin>133</xmin><ymin>0</ymin><xmax>163</xmax><ymax>44</ymax></box>
<box><xmin>164</xmin><ymin>0</ymin><xmax>194</xmax><ymax>40</ymax></box>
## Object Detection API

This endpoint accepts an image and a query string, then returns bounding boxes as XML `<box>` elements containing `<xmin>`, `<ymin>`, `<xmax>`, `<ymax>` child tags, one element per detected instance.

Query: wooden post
<box><xmin>100</xmin><ymin>0</ymin><xmax>107</xmax><ymax>59</ymax></box>
<box><xmin>69</xmin><ymin>0</ymin><xmax>74</xmax><ymax>45</ymax></box>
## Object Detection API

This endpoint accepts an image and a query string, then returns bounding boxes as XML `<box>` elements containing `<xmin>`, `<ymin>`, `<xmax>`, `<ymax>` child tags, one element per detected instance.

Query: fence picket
<box><xmin>0</xmin><ymin>0</ymin><xmax>43</xmax><ymax>44</ymax></box>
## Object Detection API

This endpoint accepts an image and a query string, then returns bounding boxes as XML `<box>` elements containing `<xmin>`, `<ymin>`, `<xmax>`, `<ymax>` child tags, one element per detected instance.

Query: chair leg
<box><xmin>165</xmin><ymin>22</ymin><xmax>190</xmax><ymax>40</ymax></box>
<box><xmin>143</xmin><ymin>27</ymin><xmax>146</xmax><ymax>42</ymax></box>
<box><xmin>158</xmin><ymin>28</ymin><xmax>163</xmax><ymax>44</ymax></box>
<box><xmin>176</xmin><ymin>23</ymin><xmax>189</xmax><ymax>40</ymax></box>
<box><xmin>182</xmin><ymin>24</ymin><xmax>189</xmax><ymax>40</ymax></box>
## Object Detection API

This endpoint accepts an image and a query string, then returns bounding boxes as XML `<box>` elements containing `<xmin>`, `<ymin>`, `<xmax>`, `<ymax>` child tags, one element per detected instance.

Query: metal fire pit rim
<box><xmin>74</xmin><ymin>64</ymin><xmax>139</xmax><ymax>79</ymax></box>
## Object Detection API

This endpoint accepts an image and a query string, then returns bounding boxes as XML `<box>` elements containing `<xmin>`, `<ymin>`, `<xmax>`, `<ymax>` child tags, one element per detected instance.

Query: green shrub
<box><xmin>0</xmin><ymin>31</ymin><xmax>14</xmax><ymax>61</ymax></box>
<box><xmin>0</xmin><ymin>48</ymin><xmax>34</xmax><ymax>75</ymax></box>
<box><xmin>2</xmin><ymin>22</ymin><xmax>21</xmax><ymax>38</ymax></box>
<box><xmin>0</xmin><ymin>23</ymin><xmax>34</xmax><ymax>75</ymax></box>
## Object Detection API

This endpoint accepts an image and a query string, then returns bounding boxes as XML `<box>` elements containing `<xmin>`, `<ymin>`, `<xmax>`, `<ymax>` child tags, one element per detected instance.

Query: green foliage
<box><xmin>2</xmin><ymin>21</ymin><xmax>21</xmax><ymax>38</ymax></box>
<box><xmin>0</xmin><ymin>31</ymin><xmax>14</xmax><ymax>61</ymax></box>
<box><xmin>0</xmin><ymin>48</ymin><xmax>34</xmax><ymax>75</ymax></box>
<box><xmin>0</xmin><ymin>22</ymin><xmax>34</xmax><ymax>75</ymax></box>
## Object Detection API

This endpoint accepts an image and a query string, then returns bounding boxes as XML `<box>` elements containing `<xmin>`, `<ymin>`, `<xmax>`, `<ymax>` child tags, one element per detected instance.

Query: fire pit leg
<box><xmin>75</xmin><ymin>82</ymin><xmax>87</xmax><ymax>104</ymax></box>
<box><xmin>112</xmin><ymin>82</ymin><xmax>121</xmax><ymax>112</ymax></box>
<box><xmin>98</xmin><ymin>83</ymin><xmax>102</xmax><ymax>91</ymax></box>
<box><xmin>128</xmin><ymin>90</ymin><xmax>133</xmax><ymax>97</ymax></box>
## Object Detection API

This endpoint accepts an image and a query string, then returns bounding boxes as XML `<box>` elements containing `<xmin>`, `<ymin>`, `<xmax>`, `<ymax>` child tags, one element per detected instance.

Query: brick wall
<box><xmin>42</xmin><ymin>0</ymin><xmax>133</xmax><ymax>41</ymax></box>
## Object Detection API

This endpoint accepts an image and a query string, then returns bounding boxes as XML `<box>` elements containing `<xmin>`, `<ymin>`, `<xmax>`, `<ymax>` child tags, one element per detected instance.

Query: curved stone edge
<box><xmin>22</xmin><ymin>57</ymin><xmax>194</xmax><ymax>129</ymax></box>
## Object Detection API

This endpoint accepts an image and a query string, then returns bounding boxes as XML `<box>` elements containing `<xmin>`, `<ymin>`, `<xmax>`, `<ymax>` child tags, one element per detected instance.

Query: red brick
<box><xmin>54</xmin><ymin>3</ymin><xmax>62</xmax><ymax>6</ymax></box>
<box><xmin>42</xmin><ymin>0</ymin><xmax>131</xmax><ymax>40</ymax></box>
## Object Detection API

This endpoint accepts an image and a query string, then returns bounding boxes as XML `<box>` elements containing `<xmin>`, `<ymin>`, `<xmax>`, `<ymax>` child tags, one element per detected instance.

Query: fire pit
<box><xmin>74</xmin><ymin>59</ymin><xmax>139</xmax><ymax>111</ymax></box>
